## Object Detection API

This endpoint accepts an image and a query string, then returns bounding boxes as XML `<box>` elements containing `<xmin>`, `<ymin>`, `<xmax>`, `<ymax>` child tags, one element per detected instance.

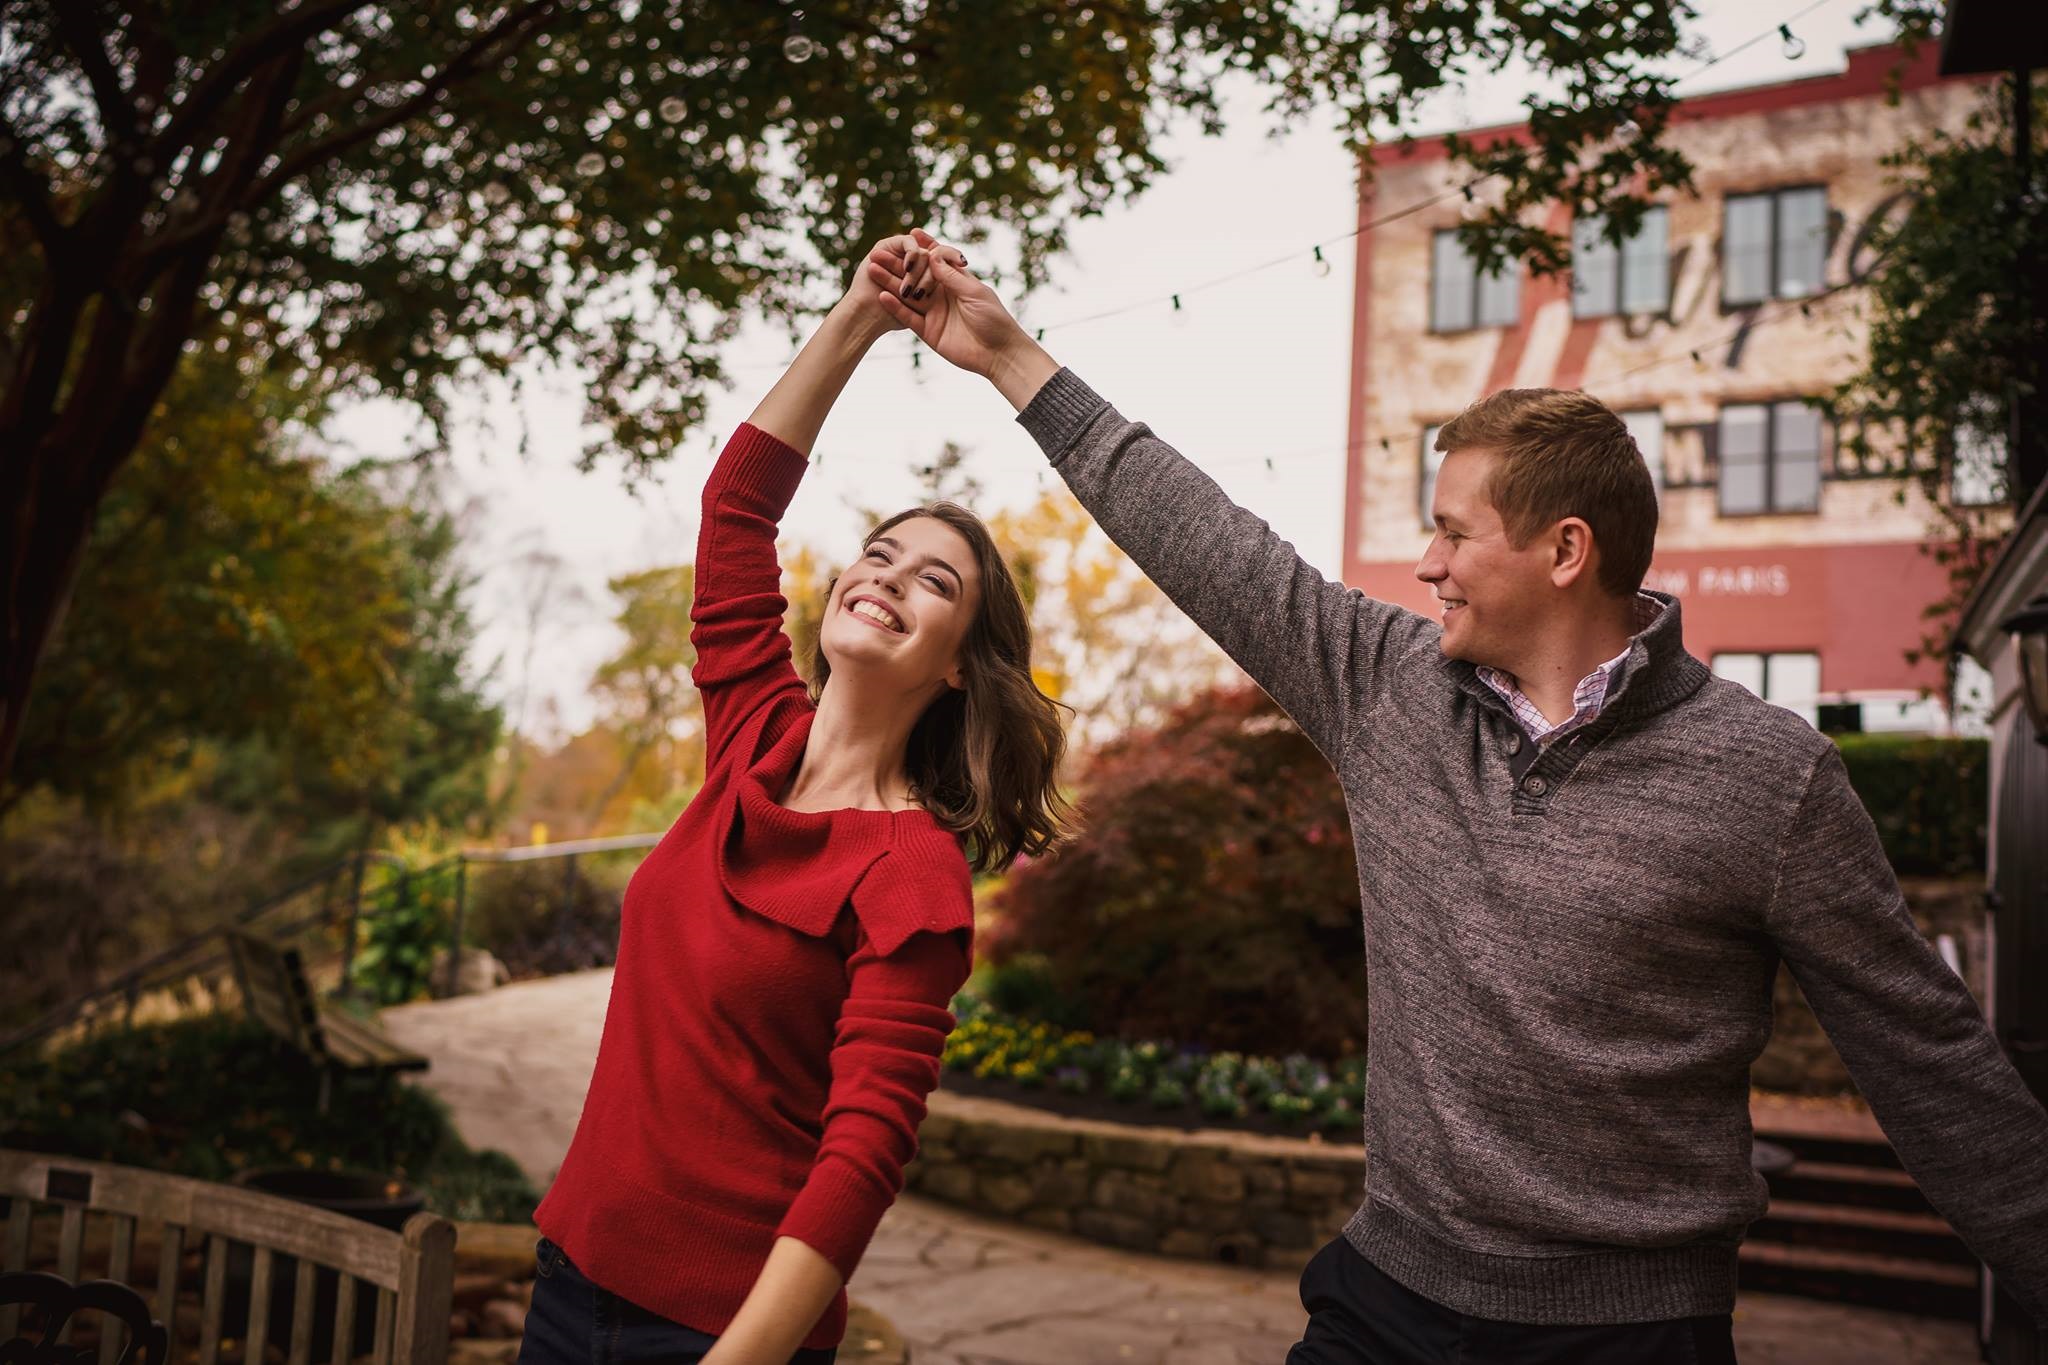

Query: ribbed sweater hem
<box><xmin>1342</xmin><ymin>1199</ymin><xmax>1740</xmax><ymax>1326</ymax></box>
<box><xmin>536</xmin><ymin>1169</ymin><xmax>848</xmax><ymax>1349</ymax></box>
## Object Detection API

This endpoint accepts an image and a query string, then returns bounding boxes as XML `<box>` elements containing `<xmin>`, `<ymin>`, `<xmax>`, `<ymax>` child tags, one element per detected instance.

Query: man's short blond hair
<box><xmin>1434</xmin><ymin>388</ymin><xmax>1659</xmax><ymax>597</ymax></box>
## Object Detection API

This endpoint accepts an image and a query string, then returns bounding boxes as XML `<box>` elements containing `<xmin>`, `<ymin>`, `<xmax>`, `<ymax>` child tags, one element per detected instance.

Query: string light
<box><xmin>732</xmin><ymin>3</ymin><xmax>1848</xmax><ymax>407</ymax></box>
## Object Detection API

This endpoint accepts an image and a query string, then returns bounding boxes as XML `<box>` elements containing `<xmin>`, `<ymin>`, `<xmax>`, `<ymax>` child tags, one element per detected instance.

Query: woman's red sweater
<box><xmin>533</xmin><ymin>423</ymin><xmax>975</xmax><ymax>1350</ymax></box>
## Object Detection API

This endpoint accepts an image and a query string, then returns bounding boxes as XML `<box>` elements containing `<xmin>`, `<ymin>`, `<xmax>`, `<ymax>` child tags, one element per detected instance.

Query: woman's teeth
<box><xmin>851</xmin><ymin>600</ymin><xmax>902</xmax><ymax>631</ymax></box>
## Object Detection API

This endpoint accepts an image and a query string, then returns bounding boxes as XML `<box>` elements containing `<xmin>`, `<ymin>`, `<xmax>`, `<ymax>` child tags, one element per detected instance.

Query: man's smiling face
<box><xmin>1413</xmin><ymin>445</ymin><xmax>1557</xmax><ymax>670</ymax></box>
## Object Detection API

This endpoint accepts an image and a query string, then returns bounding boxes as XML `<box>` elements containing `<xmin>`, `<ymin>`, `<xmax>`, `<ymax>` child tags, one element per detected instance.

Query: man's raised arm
<box><xmin>872</xmin><ymin>233</ymin><xmax>1437</xmax><ymax>763</ymax></box>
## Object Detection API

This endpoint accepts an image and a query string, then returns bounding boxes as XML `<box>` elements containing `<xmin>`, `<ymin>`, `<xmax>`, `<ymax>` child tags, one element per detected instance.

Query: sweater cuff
<box><xmin>1014</xmin><ymin>367</ymin><xmax>1111</xmax><ymax>467</ymax></box>
<box><xmin>720</xmin><ymin>422</ymin><xmax>810</xmax><ymax>514</ymax></box>
<box><xmin>775</xmin><ymin>1154</ymin><xmax>887</xmax><ymax>1283</ymax></box>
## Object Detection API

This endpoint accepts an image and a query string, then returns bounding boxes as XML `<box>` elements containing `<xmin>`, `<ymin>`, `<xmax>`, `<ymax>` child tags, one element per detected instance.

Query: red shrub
<box><xmin>988</xmin><ymin>685</ymin><xmax>1366</xmax><ymax>1056</ymax></box>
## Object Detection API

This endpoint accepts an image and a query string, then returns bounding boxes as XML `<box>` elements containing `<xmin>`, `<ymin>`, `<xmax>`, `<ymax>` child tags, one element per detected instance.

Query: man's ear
<box><xmin>1550</xmin><ymin>517</ymin><xmax>1597</xmax><ymax>589</ymax></box>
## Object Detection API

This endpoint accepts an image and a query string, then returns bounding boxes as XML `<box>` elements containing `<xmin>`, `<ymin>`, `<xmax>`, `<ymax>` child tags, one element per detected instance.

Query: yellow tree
<box><xmin>987</xmin><ymin>488</ymin><xmax>1236</xmax><ymax>753</ymax></box>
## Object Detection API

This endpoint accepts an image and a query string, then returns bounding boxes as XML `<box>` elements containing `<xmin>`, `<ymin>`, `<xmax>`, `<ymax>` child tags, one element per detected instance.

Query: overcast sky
<box><xmin>322</xmin><ymin>0</ymin><xmax>1904</xmax><ymax>740</ymax></box>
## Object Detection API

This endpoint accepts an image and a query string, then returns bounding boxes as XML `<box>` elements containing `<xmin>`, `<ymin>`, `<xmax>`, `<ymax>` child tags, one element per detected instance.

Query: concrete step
<box><xmin>1750</xmin><ymin>1128</ymin><xmax>1902</xmax><ymax>1171</ymax></box>
<box><xmin>1750</xmin><ymin>1198</ymin><xmax>1972</xmax><ymax>1267</ymax></box>
<box><xmin>1763</xmin><ymin>1159</ymin><xmax>1936</xmax><ymax>1216</ymax></box>
<box><xmin>1737</xmin><ymin>1239</ymin><xmax>1979</xmax><ymax>1321</ymax></box>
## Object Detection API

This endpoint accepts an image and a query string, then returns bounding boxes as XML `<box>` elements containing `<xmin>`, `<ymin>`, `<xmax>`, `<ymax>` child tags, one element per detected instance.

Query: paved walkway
<box><xmin>382</xmin><ymin>968</ymin><xmax>1979</xmax><ymax>1364</ymax></box>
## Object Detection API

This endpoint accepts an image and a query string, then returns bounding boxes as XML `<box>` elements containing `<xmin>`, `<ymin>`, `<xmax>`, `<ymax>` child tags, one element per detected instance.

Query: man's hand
<box><xmin>867</xmin><ymin>229</ymin><xmax>1026</xmax><ymax>375</ymax></box>
<box><xmin>837</xmin><ymin>232</ymin><xmax>964</xmax><ymax>342</ymax></box>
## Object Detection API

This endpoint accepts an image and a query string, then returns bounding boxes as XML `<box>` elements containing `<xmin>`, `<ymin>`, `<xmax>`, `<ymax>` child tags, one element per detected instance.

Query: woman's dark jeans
<box><xmin>515</xmin><ymin>1235</ymin><xmax>838</xmax><ymax>1365</ymax></box>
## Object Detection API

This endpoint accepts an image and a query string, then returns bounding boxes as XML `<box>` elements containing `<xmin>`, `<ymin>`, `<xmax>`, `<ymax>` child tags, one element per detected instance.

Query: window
<box><xmin>1717</xmin><ymin>401</ymin><xmax>1823</xmax><ymax>516</ymax></box>
<box><xmin>1723</xmin><ymin>187</ymin><xmax>1828</xmax><ymax>305</ymax></box>
<box><xmin>1431</xmin><ymin>231</ymin><xmax>1519</xmax><ymax>331</ymax></box>
<box><xmin>1952</xmin><ymin>425</ymin><xmax>2006</xmax><ymax>507</ymax></box>
<box><xmin>1621</xmin><ymin>409</ymin><xmax>1665</xmax><ymax>496</ymax></box>
<box><xmin>1419</xmin><ymin>425</ymin><xmax>1445</xmax><ymax>531</ymax></box>
<box><xmin>1572</xmin><ymin>208</ymin><xmax>1670</xmax><ymax>318</ymax></box>
<box><xmin>1712</xmin><ymin>652</ymin><xmax>1821</xmax><ymax>727</ymax></box>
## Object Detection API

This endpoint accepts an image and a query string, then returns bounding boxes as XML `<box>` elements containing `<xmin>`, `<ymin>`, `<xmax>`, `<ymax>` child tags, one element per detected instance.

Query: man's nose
<box><xmin>1415</xmin><ymin>544</ymin><xmax>1445</xmax><ymax>583</ymax></box>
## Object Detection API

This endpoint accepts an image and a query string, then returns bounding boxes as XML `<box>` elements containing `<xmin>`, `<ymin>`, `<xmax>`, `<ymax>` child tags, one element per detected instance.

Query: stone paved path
<box><xmin>382</xmin><ymin>968</ymin><xmax>1979</xmax><ymax>1364</ymax></box>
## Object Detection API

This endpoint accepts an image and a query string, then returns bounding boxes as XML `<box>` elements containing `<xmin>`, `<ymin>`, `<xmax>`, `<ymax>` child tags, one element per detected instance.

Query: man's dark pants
<box><xmin>1286</xmin><ymin>1236</ymin><xmax>1739</xmax><ymax>1365</ymax></box>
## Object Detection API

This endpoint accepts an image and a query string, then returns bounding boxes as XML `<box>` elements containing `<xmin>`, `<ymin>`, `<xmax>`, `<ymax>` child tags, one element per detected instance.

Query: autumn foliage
<box><xmin>987</xmin><ymin>684</ymin><xmax>1366</xmax><ymax>1057</ymax></box>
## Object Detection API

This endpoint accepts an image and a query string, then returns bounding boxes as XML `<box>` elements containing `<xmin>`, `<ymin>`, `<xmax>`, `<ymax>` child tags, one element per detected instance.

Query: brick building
<box><xmin>1341</xmin><ymin>42</ymin><xmax>2001</xmax><ymax>731</ymax></box>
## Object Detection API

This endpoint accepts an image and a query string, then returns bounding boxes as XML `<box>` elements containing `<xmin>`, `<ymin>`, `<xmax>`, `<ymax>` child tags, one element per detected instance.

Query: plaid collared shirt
<box><xmin>1476</xmin><ymin>594</ymin><xmax>1666</xmax><ymax>746</ymax></box>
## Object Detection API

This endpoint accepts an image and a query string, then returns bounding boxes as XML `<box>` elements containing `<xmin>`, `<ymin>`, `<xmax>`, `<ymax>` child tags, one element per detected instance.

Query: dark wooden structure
<box><xmin>222</xmin><ymin>930</ymin><xmax>427</xmax><ymax>1113</ymax></box>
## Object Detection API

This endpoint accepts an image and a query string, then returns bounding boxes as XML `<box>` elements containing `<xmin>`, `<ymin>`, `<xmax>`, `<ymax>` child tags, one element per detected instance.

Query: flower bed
<box><xmin>942</xmin><ymin>997</ymin><xmax>1366</xmax><ymax>1139</ymax></box>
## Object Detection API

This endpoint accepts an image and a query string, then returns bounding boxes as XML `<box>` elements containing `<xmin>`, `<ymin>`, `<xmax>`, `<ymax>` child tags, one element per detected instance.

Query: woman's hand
<box><xmin>836</xmin><ymin>232</ymin><xmax>965</xmax><ymax>342</ymax></box>
<box><xmin>867</xmin><ymin>229</ymin><xmax>1027</xmax><ymax>379</ymax></box>
<box><xmin>873</xmin><ymin>229</ymin><xmax>1061</xmax><ymax>409</ymax></box>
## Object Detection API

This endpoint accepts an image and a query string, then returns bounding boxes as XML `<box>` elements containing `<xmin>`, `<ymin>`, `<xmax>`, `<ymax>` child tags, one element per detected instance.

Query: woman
<box><xmin>519</xmin><ymin>236</ymin><xmax>1070</xmax><ymax>1365</ymax></box>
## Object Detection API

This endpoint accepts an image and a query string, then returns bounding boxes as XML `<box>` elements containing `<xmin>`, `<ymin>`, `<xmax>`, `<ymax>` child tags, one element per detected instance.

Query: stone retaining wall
<box><xmin>904</xmin><ymin>1090</ymin><xmax>1364</xmax><ymax>1268</ymax></box>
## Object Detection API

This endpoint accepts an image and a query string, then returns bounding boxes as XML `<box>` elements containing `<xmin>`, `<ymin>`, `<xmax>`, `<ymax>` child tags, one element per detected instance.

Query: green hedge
<box><xmin>1834</xmin><ymin>734</ymin><xmax>1988</xmax><ymax>877</ymax></box>
<box><xmin>0</xmin><ymin>1013</ymin><xmax>538</xmax><ymax>1223</ymax></box>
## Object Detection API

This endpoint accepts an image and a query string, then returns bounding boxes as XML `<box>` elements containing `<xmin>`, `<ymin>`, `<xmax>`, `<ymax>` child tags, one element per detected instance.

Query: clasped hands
<box><xmin>838</xmin><ymin>229</ymin><xmax>1060</xmax><ymax>408</ymax></box>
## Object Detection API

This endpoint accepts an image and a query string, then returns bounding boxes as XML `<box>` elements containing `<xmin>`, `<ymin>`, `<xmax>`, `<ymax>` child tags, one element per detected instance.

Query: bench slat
<box><xmin>100</xmin><ymin>1215</ymin><xmax>136</xmax><ymax>1365</ymax></box>
<box><xmin>371</xmin><ymin>1284</ymin><xmax>394</xmax><ymax>1365</ymax></box>
<box><xmin>318</xmin><ymin>1011</ymin><xmax>427</xmax><ymax>1070</ymax></box>
<box><xmin>155</xmin><ymin>1222</ymin><xmax>184</xmax><ymax>1345</ymax></box>
<box><xmin>288</xmin><ymin>1255</ymin><xmax>317</xmax><ymax>1365</ymax></box>
<box><xmin>52</xmin><ymin>1203</ymin><xmax>85</xmax><ymax>1346</ymax></box>
<box><xmin>198</xmin><ymin>1233</ymin><xmax>227</xmax><ymax>1365</ymax></box>
<box><xmin>332</xmin><ymin>1272</ymin><xmax>358</xmax><ymax>1365</ymax></box>
<box><xmin>246</xmin><ymin>1245</ymin><xmax>275</xmax><ymax>1362</ymax></box>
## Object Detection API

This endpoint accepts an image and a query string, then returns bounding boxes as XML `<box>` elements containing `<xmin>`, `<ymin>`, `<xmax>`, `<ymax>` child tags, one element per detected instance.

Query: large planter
<box><xmin>221</xmin><ymin>1167</ymin><xmax>425</xmax><ymax>1358</ymax></box>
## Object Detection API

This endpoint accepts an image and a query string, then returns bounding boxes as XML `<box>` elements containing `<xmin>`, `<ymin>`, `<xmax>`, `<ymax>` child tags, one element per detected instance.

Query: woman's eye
<box><xmin>923</xmin><ymin>574</ymin><xmax>949</xmax><ymax>593</ymax></box>
<box><xmin>865</xmin><ymin>548</ymin><xmax>889</xmax><ymax>562</ymax></box>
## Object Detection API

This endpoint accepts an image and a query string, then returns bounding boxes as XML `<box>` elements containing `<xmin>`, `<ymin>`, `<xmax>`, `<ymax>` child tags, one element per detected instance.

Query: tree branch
<box><xmin>51</xmin><ymin>2</ymin><xmax>136</xmax><ymax>144</ymax></box>
<box><xmin>247</xmin><ymin>0</ymin><xmax>560</xmax><ymax>203</ymax></box>
<box><xmin>133</xmin><ymin>0</ymin><xmax>560</xmax><ymax>280</ymax></box>
<box><xmin>0</xmin><ymin>110</ymin><xmax>69</xmax><ymax>261</ymax></box>
<box><xmin>144</xmin><ymin>0</ymin><xmax>375</xmax><ymax>171</ymax></box>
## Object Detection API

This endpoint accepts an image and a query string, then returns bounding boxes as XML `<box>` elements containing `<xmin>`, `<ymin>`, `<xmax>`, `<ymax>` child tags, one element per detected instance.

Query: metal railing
<box><xmin>0</xmin><ymin>833</ymin><xmax>666</xmax><ymax>1060</ymax></box>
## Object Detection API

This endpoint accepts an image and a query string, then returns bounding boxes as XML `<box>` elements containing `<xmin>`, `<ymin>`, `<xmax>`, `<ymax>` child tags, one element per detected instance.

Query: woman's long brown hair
<box><xmin>807</xmin><ymin>503</ymin><xmax>1073</xmax><ymax>874</ymax></box>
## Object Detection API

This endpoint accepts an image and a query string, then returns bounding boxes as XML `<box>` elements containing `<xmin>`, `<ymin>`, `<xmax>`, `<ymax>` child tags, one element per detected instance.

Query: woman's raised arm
<box><xmin>689</xmin><ymin>238</ymin><xmax>966</xmax><ymax>763</ymax></box>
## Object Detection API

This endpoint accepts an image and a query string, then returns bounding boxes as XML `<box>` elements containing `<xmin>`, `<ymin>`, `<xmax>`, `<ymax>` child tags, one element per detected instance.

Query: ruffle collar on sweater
<box><xmin>714</xmin><ymin>706</ymin><xmax>975</xmax><ymax>957</ymax></box>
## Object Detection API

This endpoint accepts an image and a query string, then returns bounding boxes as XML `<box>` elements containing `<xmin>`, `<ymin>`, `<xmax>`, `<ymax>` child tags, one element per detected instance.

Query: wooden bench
<box><xmin>223</xmin><ymin>931</ymin><xmax>427</xmax><ymax>1113</ymax></box>
<box><xmin>1</xmin><ymin>1148</ymin><xmax>453</xmax><ymax>1364</ymax></box>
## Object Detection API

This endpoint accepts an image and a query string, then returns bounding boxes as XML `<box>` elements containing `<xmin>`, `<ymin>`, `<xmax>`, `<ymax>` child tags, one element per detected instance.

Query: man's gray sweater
<box><xmin>1016</xmin><ymin>368</ymin><xmax>2048</xmax><ymax>1326</ymax></box>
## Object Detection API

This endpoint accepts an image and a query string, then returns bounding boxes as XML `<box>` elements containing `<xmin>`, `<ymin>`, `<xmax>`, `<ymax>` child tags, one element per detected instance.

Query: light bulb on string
<box><xmin>911</xmin><ymin>347</ymin><xmax>927</xmax><ymax>385</ymax></box>
<box><xmin>1312</xmin><ymin>245</ymin><xmax>1332</xmax><ymax>278</ymax></box>
<box><xmin>1778</xmin><ymin>24</ymin><xmax>1805</xmax><ymax>60</ymax></box>
<box><xmin>1170</xmin><ymin>293</ymin><xmax>1186</xmax><ymax>328</ymax></box>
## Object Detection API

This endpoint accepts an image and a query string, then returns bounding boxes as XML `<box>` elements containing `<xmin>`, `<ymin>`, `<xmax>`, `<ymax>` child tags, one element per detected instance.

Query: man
<box><xmin>866</xmin><ymin>231</ymin><xmax>2048</xmax><ymax>1363</ymax></box>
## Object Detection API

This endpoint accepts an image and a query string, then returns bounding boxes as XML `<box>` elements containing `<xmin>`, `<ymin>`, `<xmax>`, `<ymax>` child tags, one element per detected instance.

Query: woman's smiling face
<box><xmin>819</xmin><ymin>513</ymin><xmax>982</xmax><ymax>697</ymax></box>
